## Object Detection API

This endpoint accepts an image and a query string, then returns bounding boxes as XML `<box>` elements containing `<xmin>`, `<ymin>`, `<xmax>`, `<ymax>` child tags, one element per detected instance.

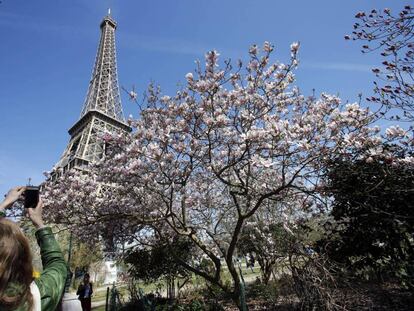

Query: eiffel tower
<box><xmin>51</xmin><ymin>11</ymin><xmax>129</xmax><ymax>285</ymax></box>
<box><xmin>53</xmin><ymin>10</ymin><xmax>130</xmax><ymax>177</ymax></box>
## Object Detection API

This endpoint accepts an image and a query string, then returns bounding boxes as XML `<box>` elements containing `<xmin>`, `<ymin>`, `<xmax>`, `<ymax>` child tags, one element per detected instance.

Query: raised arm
<box><xmin>29</xmin><ymin>200</ymin><xmax>68</xmax><ymax>311</ymax></box>
<box><xmin>0</xmin><ymin>186</ymin><xmax>25</xmax><ymax>213</ymax></box>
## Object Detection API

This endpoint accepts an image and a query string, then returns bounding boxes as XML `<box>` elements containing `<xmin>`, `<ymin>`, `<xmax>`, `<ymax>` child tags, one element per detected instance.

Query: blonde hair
<box><xmin>0</xmin><ymin>218</ymin><xmax>34</xmax><ymax>310</ymax></box>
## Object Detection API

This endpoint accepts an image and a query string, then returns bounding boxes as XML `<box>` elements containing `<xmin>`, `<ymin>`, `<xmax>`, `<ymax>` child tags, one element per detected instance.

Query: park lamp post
<box><xmin>61</xmin><ymin>231</ymin><xmax>82</xmax><ymax>310</ymax></box>
<box><xmin>64</xmin><ymin>231</ymin><xmax>73</xmax><ymax>293</ymax></box>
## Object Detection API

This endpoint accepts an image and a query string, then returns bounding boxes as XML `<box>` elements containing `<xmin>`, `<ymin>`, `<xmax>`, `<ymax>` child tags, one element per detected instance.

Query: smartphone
<box><xmin>24</xmin><ymin>186</ymin><xmax>39</xmax><ymax>208</ymax></box>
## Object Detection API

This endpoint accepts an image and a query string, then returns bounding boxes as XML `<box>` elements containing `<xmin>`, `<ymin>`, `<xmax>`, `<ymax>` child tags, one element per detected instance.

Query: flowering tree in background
<box><xmin>347</xmin><ymin>5</ymin><xmax>414</xmax><ymax>122</ymax></box>
<box><xmin>238</xmin><ymin>218</ymin><xmax>294</xmax><ymax>285</ymax></box>
<box><xmin>42</xmin><ymin>42</ymin><xmax>413</xmax><ymax>309</ymax></box>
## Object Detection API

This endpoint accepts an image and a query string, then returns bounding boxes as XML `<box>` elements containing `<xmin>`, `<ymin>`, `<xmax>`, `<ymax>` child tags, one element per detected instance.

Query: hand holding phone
<box><xmin>27</xmin><ymin>198</ymin><xmax>45</xmax><ymax>229</ymax></box>
<box><xmin>24</xmin><ymin>186</ymin><xmax>40</xmax><ymax>209</ymax></box>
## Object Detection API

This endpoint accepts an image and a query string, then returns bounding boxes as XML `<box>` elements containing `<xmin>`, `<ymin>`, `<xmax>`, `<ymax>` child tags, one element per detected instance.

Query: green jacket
<box><xmin>4</xmin><ymin>227</ymin><xmax>67</xmax><ymax>311</ymax></box>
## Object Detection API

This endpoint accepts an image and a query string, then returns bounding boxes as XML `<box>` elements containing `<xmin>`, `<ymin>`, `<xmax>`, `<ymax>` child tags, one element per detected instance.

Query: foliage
<box><xmin>246</xmin><ymin>281</ymin><xmax>279</xmax><ymax>304</ymax></box>
<box><xmin>289</xmin><ymin>251</ymin><xmax>345</xmax><ymax>311</ymax></box>
<box><xmin>54</xmin><ymin>230</ymin><xmax>103</xmax><ymax>280</ymax></box>
<box><xmin>109</xmin><ymin>284</ymin><xmax>123</xmax><ymax>311</ymax></box>
<box><xmin>125</xmin><ymin>238</ymin><xmax>192</xmax><ymax>283</ymax></box>
<box><xmin>322</xmin><ymin>152</ymin><xmax>414</xmax><ymax>287</ymax></box>
<box><xmin>347</xmin><ymin>5</ymin><xmax>414</xmax><ymax>121</ymax></box>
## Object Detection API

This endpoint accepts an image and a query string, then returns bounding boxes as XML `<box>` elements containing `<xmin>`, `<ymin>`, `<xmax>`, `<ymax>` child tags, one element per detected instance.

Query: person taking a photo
<box><xmin>0</xmin><ymin>186</ymin><xmax>67</xmax><ymax>311</ymax></box>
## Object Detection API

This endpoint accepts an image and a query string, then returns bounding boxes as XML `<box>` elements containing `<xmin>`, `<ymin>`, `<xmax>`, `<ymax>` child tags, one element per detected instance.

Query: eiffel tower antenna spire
<box><xmin>108</xmin><ymin>8</ymin><xmax>111</xmax><ymax>15</ymax></box>
<box><xmin>52</xmin><ymin>12</ymin><xmax>130</xmax><ymax>176</ymax></box>
<box><xmin>80</xmin><ymin>12</ymin><xmax>123</xmax><ymax>121</ymax></box>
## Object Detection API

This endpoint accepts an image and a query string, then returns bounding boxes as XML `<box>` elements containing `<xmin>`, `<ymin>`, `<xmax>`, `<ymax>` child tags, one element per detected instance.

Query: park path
<box><xmin>91</xmin><ymin>265</ymin><xmax>262</xmax><ymax>309</ymax></box>
<box><xmin>91</xmin><ymin>299</ymin><xmax>106</xmax><ymax>309</ymax></box>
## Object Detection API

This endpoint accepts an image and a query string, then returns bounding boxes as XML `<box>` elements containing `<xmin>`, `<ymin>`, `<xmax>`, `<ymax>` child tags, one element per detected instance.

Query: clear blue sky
<box><xmin>0</xmin><ymin>0</ymin><xmax>405</xmax><ymax>195</ymax></box>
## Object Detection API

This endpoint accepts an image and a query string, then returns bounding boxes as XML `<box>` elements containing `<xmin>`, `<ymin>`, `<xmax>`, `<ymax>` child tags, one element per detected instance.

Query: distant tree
<box><xmin>323</xmin><ymin>150</ymin><xmax>414</xmax><ymax>287</ymax></box>
<box><xmin>55</xmin><ymin>231</ymin><xmax>103</xmax><ymax>284</ymax></box>
<box><xmin>238</xmin><ymin>214</ymin><xmax>295</xmax><ymax>284</ymax></box>
<box><xmin>347</xmin><ymin>5</ymin><xmax>414</xmax><ymax>122</ymax></box>
<box><xmin>124</xmin><ymin>238</ymin><xmax>192</xmax><ymax>298</ymax></box>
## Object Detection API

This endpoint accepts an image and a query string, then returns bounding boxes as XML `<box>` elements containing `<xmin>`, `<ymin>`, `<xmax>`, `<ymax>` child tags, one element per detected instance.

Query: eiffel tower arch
<box><xmin>53</xmin><ymin>12</ymin><xmax>130</xmax><ymax>176</ymax></box>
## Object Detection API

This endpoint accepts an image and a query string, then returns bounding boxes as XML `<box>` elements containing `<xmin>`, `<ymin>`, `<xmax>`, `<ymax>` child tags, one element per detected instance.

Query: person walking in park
<box><xmin>0</xmin><ymin>186</ymin><xmax>68</xmax><ymax>311</ymax></box>
<box><xmin>76</xmin><ymin>273</ymin><xmax>93</xmax><ymax>311</ymax></box>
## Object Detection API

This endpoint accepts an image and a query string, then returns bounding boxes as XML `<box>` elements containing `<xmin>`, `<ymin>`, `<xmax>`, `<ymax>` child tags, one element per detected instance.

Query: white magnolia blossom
<box><xmin>385</xmin><ymin>125</ymin><xmax>407</xmax><ymax>138</ymax></box>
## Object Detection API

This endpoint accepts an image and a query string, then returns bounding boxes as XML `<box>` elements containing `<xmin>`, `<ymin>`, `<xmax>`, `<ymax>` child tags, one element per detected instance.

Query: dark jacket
<box><xmin>76</xmin><ymin>282</ymin><xmax>93</xmax><ymax>299</ymax></box>
<box><xmin>4</xmin><ymin>227</ymin><xmax>67</xmax><ymax>311</ymax></box>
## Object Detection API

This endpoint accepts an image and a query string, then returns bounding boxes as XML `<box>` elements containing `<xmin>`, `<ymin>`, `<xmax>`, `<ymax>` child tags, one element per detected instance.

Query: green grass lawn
<box><xmin>92</xmin><ymin>285</ymin><xmax>127</xmax><ymax>302</ymax></box>
<box><xmin>92</xmin><ymin>289</ymin><xmax>110</xmax><ymax>302</ymax></box>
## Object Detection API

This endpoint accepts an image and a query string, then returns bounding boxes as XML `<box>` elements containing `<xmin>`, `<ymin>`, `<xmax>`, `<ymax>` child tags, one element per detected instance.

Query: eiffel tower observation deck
<box><xmin>53</xmin><ymin>10</ymin><xmax>130</xmax><ymax>176</ymax></box>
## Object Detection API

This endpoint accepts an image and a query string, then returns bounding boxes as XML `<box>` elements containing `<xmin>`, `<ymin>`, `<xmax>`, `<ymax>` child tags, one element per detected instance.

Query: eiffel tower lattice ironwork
<box><xmin>53</xmin><ymin>11</ymin><xmax>130</xmax><ymax>176</ymax></box>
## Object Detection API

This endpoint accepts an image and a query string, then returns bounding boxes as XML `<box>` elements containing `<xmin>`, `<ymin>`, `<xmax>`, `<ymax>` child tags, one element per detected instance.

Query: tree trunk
<box><xmin>232</xmin><ymin>285</ymin><xmax>248</xmax><ymax>311</ymax></box>
<box><xmin>262</xmin><ymin>262</ymin><xmax>273</xmax><ymax>284</ymax></box>
<box><xmin>227</xmin><ymin>262</ymin><xmax>248</xmax><ymax>311</ymax></box>
<box><xmin>166</xmin><ymin>276</ymin><xmax>175</xmax><ymax>299</ymax></box>
<box><xmin>171</xmin><ymin>276</ymin><xmax>175</xmax><ymax>299</ymax></box>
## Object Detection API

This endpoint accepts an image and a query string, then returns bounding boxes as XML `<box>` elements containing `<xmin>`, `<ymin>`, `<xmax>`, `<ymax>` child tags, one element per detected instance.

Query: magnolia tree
<box><xmin>43</xmin><ymin>42</ymin><xmax>412</xmax><ymax>309</ymax></box>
